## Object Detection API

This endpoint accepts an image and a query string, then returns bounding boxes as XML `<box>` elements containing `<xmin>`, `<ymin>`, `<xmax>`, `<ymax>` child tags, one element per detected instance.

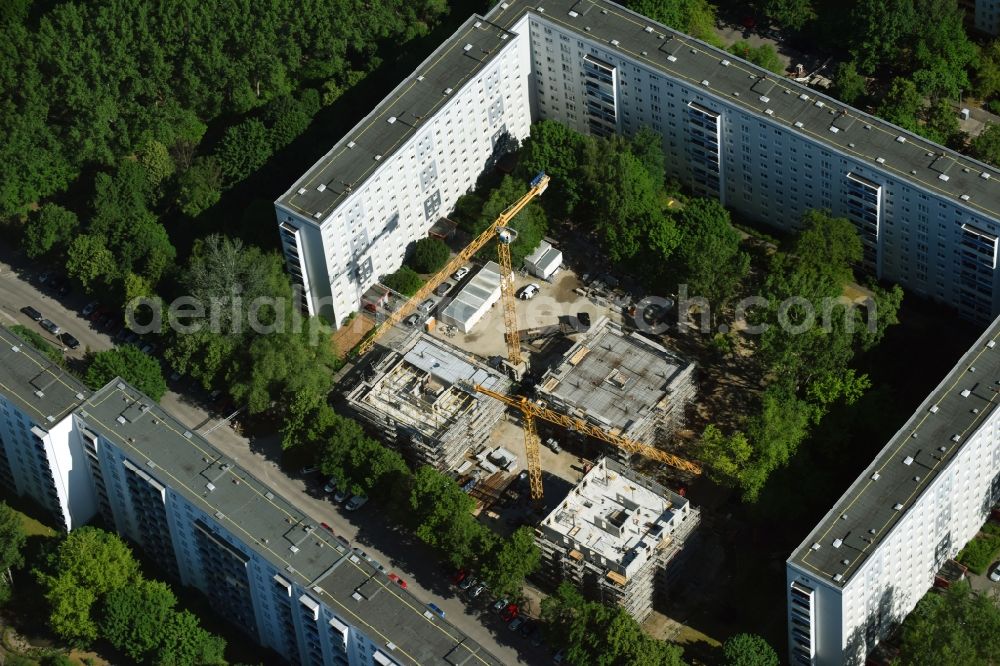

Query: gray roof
<box><xmin>277</xmin><ymin>15</ymin><xmax>519</xmax><ymax>220</ymax></box>
<box><xmin>403</xmin><ymin>335</ymin><xmax>505</xmax><ymax>392</ymax></box>
<box><xmin>486</xmin><ymin>0</ymin><xmax>1000</xmax><ymax>219</ymax></box>
<box><xmin>439</xmin><ymin>261</ymin><xmax>502</xmax><ymax>328</ymax></box>
<box><xmin>537</xmin><ymin>319</ymin><xmax>685</xmax><ymax>433</ymax></box>
<box><xmin>78</xmin><ymin>380</ymin><xmax>502</xmax><ymax>666</ymax></box>
<box><xmin>280</xmin><ymin>0</ymin><xmax>1000</xmax><ymax>224</ymax></box>
<box><xmin>0</xmin><ymin>327</ymin><xmax>87</xmax><ymax>425</ymax></box>
<box><xmin>789</xmin><ymin>317</ymin><xmax>1000</xmax><ymax>587</ymax></box>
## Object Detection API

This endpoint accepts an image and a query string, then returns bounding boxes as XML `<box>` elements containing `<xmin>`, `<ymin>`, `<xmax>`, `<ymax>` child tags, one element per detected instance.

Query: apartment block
<box><xmin>786</xmin><ymin>316</ymin><xmax>1000</xmax><ymax>665</ymax></box>
<box><xmin>535</xmin><ymin>457</ymin><xmax>699</xmax><ymax>621</ymax></box>
<box><xmin>279</xmin><ymin>0</ymin><xmax>1000</xmax><ymax>327</ymax></box>
<box><xmin>975</xmin><ymin>0</ymin><xmax>1000</xmax><ymax>34</ymax></box>
<box><xmin>0</xmin><ymin>328</ymin><xmax>93</xmax><ymax>530</ymax></box>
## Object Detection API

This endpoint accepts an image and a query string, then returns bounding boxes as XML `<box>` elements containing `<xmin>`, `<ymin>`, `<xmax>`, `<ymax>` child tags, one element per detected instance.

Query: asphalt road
<box><xmin>0</xmin><ymin>248</ymin><xmax>541</xmax><ymax>665</ymax></box>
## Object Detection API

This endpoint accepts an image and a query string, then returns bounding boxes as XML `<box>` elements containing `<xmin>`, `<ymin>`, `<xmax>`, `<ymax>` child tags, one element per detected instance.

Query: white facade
<box><xmin>786</xmin><ymin>319</ymin><xmax>1000</xmax><ymax>665</ymax></box>
<box><xmin>977</xmin><ymin>0</ymin><xmax>1000</xmax><ymax>35</ymax></box>
<box><xmin>275</xmin><ymin>15</ymin><xmax>534</xmax><ymax>327</ymax></box>
<box><xmin>278</xmin><ymin>0</ymin><xmax>1000</xmax><ymax>327</ymax></box>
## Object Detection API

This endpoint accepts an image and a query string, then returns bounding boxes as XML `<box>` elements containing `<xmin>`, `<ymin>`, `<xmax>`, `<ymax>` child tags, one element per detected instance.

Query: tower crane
<box><xmin>474</xmin><ymin>385</ymin><xmax>702</xmax><ymax>504</ymax></box>
<box><xmin>355</xmin><ymin>172</ymin><xmax>549</xmax><ymax>357</ymax></box>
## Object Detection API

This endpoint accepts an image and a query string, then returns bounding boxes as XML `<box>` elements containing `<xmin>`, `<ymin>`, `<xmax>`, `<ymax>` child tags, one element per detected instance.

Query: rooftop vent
<box><xmin>961</xmin><ymin>389</ymin><xmax>971</xmax><ymax>397</ymax></box>
<box><xmin>290</xmin><ymin>545</ymin><xmax>299</xmax><ymax>554</ymax></box>
<box><xmin>865</xmin><ymin>124</ymin><xmax>872</xmax><ymax>130</ymax></box>
<box><xmin>871</xmin><ymin>472</ymin><xmax>880</xmax><ymax>480</ymax></box>
<box><xmin>206</xmin><ymin>483</ymin><xmax>216</xmax><ymax>492</ymax></box>
<box><xmin>387</xmin><ymin>116</ymin><xmax>396</xmax><ymax>124</ymax></box>
<box><xmin>765</xmin><ymin>108</ymin><xmax>774</xmax><ymax>115</ymax></box>
<box><xmin>297</xmin><ymin>188</ymin><xmax>307</xmax><ymax>195</ymax></box>
<box><xmin>184</xmin><ymin>430</ymin><xmax>192</xmax><ymax>438</ymax></box>
<box><xmin>989</xmin><ymin>340</ymin><xmax>997</xmax><ymax>348</ymax></box>
<box><xmin>701</xmin><ymin>79</ymin><xmax>710</xmax><ymax>86</ymax></box>
<box><xmin>463</xmin><ymin>43</ymin><xmax>472</xmax><ymax>52</ymax></box>
<box><xmin>869</xmin><ymin>528</ymin><xmax>876</xmax><ymax>535</ymax></box>
<box><xmin>840</xmin><ymin>513</ymin><xmax>848</xmax><ymax>520</ymax></box>
<box><xmin>811</xmin><ymin>542</ymin><xmax>821</xmax><ymax>550</ymax></box>
<box><xmin>930</xmin><ymin>405</ymin><xmax>939</xmax><ymax>413</ymax></box>
<box><xmin>829</xmin><ymin>126</ymin><xmax>839</xmax><ymax>133</ymax></box>
<box><xmin>842</xmin><ymin>559</ymin><xmax>850</xmax><ymax>566</ymax></box>
<box><xmin>444</xmin><ymin>87</ymin><xmax>453</xmax><ymax>95</ymax></box>
<box><xmin>645</xmin><ymin>26</ymin><xmax>654</xmax><ymax>33</ymax></box>
<box><xmin>849</xmin><ymin>142</ymin><xmax>856</xmax><ymax>148</ymax></box>
<box><xmin>833</xmin><ymin>538</ymin><xmax>843</xmax><ymax>548</ymax></box>
<box><xmin>313</xmin><ymin>212</ymin><xmax>322</xmax><ymax>219</ymax></box>
<box><xmin>814</xmin><ymin>100</ymin><xmax>825</xmax><ymax>108</ymax></box>
<box><xmin>667</xmin><ymin>55</ymin><xmax>677</xmax><ymax>62</ymax></box>
<box><xmin>903</xmin><ymin>456</ymin><xmax>914</xmax><ymax>466</ymax></box>
<box><xmin>833</xmin><ymin>573</ymin><xmax>843</xmax><ymax>582</ymax></box>
<box><xmin>374</xmin><ymin>154</ymin><xmax>382</xmax><ymax>161</ymax></box>
<box><xmin>896</xmin><ymin>136</ymin><xmax>906</xmax><ymax>143</ymax></box>
<box><xmin>894</xmin><ymin>503</ymin><xmax>904</xmax><ymax>510</ymax></box>
<box><xmin>215</xmin><ymin>511</ymin><xmax>225</xmax><ymax>520</ymax></box>
<box><xmin>876</xmin><ymin>157</ymin><xmax>886</xmax><ymax>164</ymax></box>
<box><xmin>952</xmin><ymin>434</ymin><xmax>962</xmax><ymax>442</ymax></box>
<box><xmin>759</xmin><ymin>95</ymin><xmax>770</xmax><ymax>103</ymax></box>
<box><xmin>316</xmin><ymin>183</ymin><xmax>326</xmax><ymax>192</ymax></box>
<box><xmin>961</xmin><ymin>194</ymin><xmax>971</xmax><ymax>201</ymax></box>
<box><xmin>982</xmin><ymin>172</ymin><xmax>992</xmax><ymax>180</ymax></box>
<box><xmin>939</xmin><ymin>173</ymin><xmax>950</xmax><ymax>182</ymax></box>
<box><xmin>569</xmin><ymin>10</ymin><xmax>580</xmax><ymax>18</ymax></box>
<box><xmin>610</xmin><ymin>39</ymin><xmax>620</xmax><ymax>46</ymax></box>
<box><xmin>721</xmin><ymin>59</ymin><xmax>730</xmax><ymax>66</ymax></box>
<box><xmin>794</xmin><ymin>121</ymin><xmax>804</xmax><ymax>128</ymax></box>
<box><xmin>799</xmin><ymin>93</ymin><xmax>809</xmax><ymax>101</ymax></box>
<box><xmin>347</xmin><ymin>141</ymin><xmax>356</xmax><ymax>148</ymax></box>
<box><xmin>416</xmin><ymin>75</ymin><xmax>424</xmax><ymax>82</ymax></box>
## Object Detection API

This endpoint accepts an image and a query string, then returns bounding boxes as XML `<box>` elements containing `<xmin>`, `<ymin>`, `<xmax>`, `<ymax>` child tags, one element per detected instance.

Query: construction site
<box><xmin>535</xmin><ymin>457</ymin><xmax>700</xmax><ymax>622</ymax></box>
<box><xmin>345</xmin><ymin>334</ymin><xmax>511</xmax><ymax>471</ymax></box>
<box><xmin>536</xmin><ymin>316</ymin><xmax>697</xmax><ymax>443</ymax></box>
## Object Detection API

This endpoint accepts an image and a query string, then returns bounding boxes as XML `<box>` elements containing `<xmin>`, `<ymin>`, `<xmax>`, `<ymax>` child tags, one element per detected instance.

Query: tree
<box><xmin>756</xmin><ymin>0</ymin><xmax>815</xmax><ymax>30</ymax></box>
<box><xmin>909</xmin><ymin>0</ymin><xmax>975</xmax><ymax>101</ymax></box>
<box><xmin>849</xmin><ymin>0</ymin><xmax>916</xmax><ymax>74</ymax></box>
<box><xmin>728</xmin><ymin>41</ymin><xmax>784</xmax><ymax>74</ymax></box>
<box><xmin>65</xmin><ymin>234</ymin><xmax>116</xmax><ymax>292</ymax></box>
<box><xmin>407</xmin><ymin>466</ymin><xmax>485</xmax><ymax>567</ymax></box>
<box><xmin>723</xmin><ymin>633</ymin><xmax>780</xmax><ymax>666</ymax></box>
<box><xmin>831</xmin><ymin>61</ymin><xmax>867</xmax><ymax>106</ymax></box>
<box><xmin>898</xmin><ymin>584</ymin><xmax>1000</xmax><ymax>665</ymax></box>
<box><xmin>157</xmin><ymin>609</ymin><xmax>227</xmax><ymax>666</ymax></box>
<box><xmin>0</xmin><ymin>501</ymin><xmax>25</xmax><ymax>601</ymax></box>
<box><xmin>478</xmin><ymin>175</ymin><xmax>549</xmax><ymax>265</ymax></box>
<box><xmin>972</xmin><ymin>124</ymin><xmax>1000</xmax><ymax>167</ymax></box>
<box><xmin>36</xmin><ymin>527</ymin><xmax>140</xmax><ymax>644</ymax></box>
<box><xmin>921</xmin><ymin>100</ymin><xmax>961</xmax><ymax>147</ymax></box>
<box><xmin>176</xmin><ymin>156</ymin><xmax>222</xmax><ymax>217</ymax></box>
<box><xmin>626</xmin><ymin>0</ymin><xmax>720</xmax><ymax>44</ymax></box>
<box><xmin>975</xmin><ymin>40</ymin><xmax>1000</xmax><ymax>102</ymax></box>
<box><xmin>878</xmin><ymin>78</ymin><xmax>922</xmax><ymax>134</ymax></box>
<box><xmin>479</xmin><ymin>526</ymin><xmax>540</xmax><ymax>597</ymax></box>
<box><xmin>518</xmin><ymin>119</ymin><xmax>597</xmax><ymax>217</ymax></box>
<box><xmin>320</xmin><ymin>415</ymin><xmax>410</xmax><ymax>502</ymax></box>
<box><xmin>136</xmin><ymin>139</ymin><xmax>175</xmax><ymax>188</ymax></box>
<box><xmin>216</xmin><ymin>119</ymin><xmax>272</xmax><ymax>184</ymax></box>
<box><xmin>22</xmin><ymin>203</ymin><xmax>79</xmax><ymax>259</ymax></box>
<box><xmin>667</xmin><ymin>199</ymin><xmax>749</xmax><ymax>310</ymax></box>
<box><xmin>382</xmin><ymin>266</ymin><xmax>424</xmax><ymax>296</ymax></box>
<box><xmin>264</xmin><ymin>94</ymin><xmax>313</xmax><ymax>150</ymax></box>
<box><xmin>85</xmin><ymin>346</ymin><xmax>167</xmax><ymax>400</ymax></box>
<box><xmin>410</xmin><ymin>237</ymin><xmax>451</xmax><ymax>274</ymax></box>
<box><xmin>100</xmin><ymin>579</ymin><xmax>178</xmax><ymax>662</ymax></box>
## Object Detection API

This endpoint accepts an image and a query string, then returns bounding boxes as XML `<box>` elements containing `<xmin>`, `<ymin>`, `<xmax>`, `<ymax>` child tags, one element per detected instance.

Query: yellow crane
<box><xmin>356</xmin><ymin>173</ymin><xmax>550</xmax><ymax>357</ymax></box>
<box><xmin>474</xmin><ymin>385</ymin><xmax>702</xmax><ymax>502</ymax></box>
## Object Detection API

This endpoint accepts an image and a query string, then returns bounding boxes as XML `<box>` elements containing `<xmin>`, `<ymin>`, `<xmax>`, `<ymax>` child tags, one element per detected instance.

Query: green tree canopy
<box><xmin>728</xmin><ymin>41</ymin><xmax>784</xmax><ymax>74</ymax></box>
<box><xmin>478</xmin><ymin>526</ymin><xmax>540</xmax><ymax>597</ymax></box>
<box><xmin>722</xmin><ymin>633</ymin><xmax>780</xmax><ymax>666</ymax></box>
<box><xmin>382</xmin><ymin>266</ymin><xmax>424</xmax><ymax>297</ymax></box>
<box><xmin>972</xmin><ymin>124</ymin><xmax>1000</xmax><ymax>167</ymax></box>
<box><xmin>755</xmin><ymin>0</ymin><xmax>815</xmax><ymax>30</ymax></box>
<box><xmin>175</xmin><ymin>156</ymin><xmax>223</xmax><ymax>217</ymax></box>
<box><xmin>0</xmin><ymin>501</ymin><xmax>26</xmax><ymax>602</ymax></box>
<box><xmin>477</xmin><ymin>175</ymin><xmax>548</xmax><ymax>266</ymax></box>
<box><xmin>898</xmin><ymin>584</ymin><xmax>1000</xmax><ymax>665</ymax></box>
<box><xmin>216</xmin><ymin>119</ymin><xmax>272</xmax><ymax>184</ymax></box>
<box><xmin>65</xmin><ymin>234</ymin><xmax>116</xmax><ymax>293</ymax></box>
<box><xmin>85</xmin><ymin>346</ymin><xmax>167</xmax><ymax>400</ymax></box>
<box><xmin>410</xmin><ymin>237</ymin><xmax>451</xmax><ymax>274</ymax></box>
<box><xmin>667</xmin><ymin>198</ymin><xmax>749</xmax><ymax>310</ymax></box>
<box><xmin>23</xmin><ymin>203</ymin><xmax>79</xmax><ymax>259</ymax></box>
<box><xmin>830</xmin><ymin>61</ymin><xmax>867</xmax><ymax>106</ymax></box>
<box><xmin>407</xmin><ymin>465</ymin><xmax>487</xmax><ymax>567</ymax></box>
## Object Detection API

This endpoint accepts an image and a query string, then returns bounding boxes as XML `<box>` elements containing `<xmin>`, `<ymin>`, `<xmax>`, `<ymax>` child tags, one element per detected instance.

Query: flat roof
<box><xmin>789</xmin><ymin>315</ymin><xmax>1000</xmax><ymax>587</ymax></box>
<box><xmin>439</xmin><ymin>261</ymin><xmax>502</xmax><ymax>327</ymax></box>
<box><xmin>0</xmin><ymin>327</ymin><xmax>88</xmax><ymax>425</ymax></box>
<box><xmin>403</xmin><ymin>335</ymin><xmax>506</xmax><ymax>392</ymax></box>
<box><xmin>540</xmin><ymin>457</ymin><xmax>687</xmax><ymax>576</ymax></box>
<box><xmin>78</xmin><ymin>380</ymin><xmax>502</xmax><ymax>666</ymax></box>
<box><xmin>537</xmin><ymin>318</ymin><xmax>687</xmax><ymax>433</ymax></box>
<box><xmin>277</xmin><ymin>15</ymin><xmax>519</xmax><ymax>219</ymax></box>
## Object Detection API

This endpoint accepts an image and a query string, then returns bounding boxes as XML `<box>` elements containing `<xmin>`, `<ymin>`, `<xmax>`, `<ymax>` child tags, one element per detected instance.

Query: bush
<box><xmin>216</xmin><ymin>119</ymin><xmax>272</xmax><ymax>184</ymax></box>
<box><xmin>176</xmin><ymin>156</ymin><xmax>222</xmax><ymax>217</ymax></box>
<box><xmin>409</xmin><ymin>237</ymin><xmax>450</xmax><ymax>273</ymax></box>
<box><xmin>85</xmin><ymin>346</ymin><xmax>167</xmax><ymax>401</ymax></box>
<box><xmin>10</xmin><ymin>325</ymin><xmax>64</xmax><ymax>365</ymax></box>
<box><xmin>957</xmin><ymin>531</ymin><xmax>1000</xmax><ymax>574</ymax></box>
<box><xmin>382</xmin><ymin>266</ymin><xmax>424</xmax><ymax>296</ymax></box>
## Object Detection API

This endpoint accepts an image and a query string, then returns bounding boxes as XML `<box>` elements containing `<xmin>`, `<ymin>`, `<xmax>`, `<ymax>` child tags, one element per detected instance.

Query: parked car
<box><xmin>469</xmin><ymin>582</ymin><xmax>487</xmax><ymax>598</ymax></box>
<box><xmin>336</xmin><ymin>535</ymin><xmax>350</xmax><ymax>547</ymax></box>
<box><xmin>545</xmin><ymin>437</ymin><xmax>561</xmax><ymax>453</ymax></box>
<box><xmin>39</xmin><ymin>319</ymin><xmax>60</xmax><ymax>335</ymax></box>
<box><xmin>323</xmin><ymin>477</ymin><xmax>338</xmax><ymax>493</ymax></box>
<box><xmin>320</xmin><ymin>522</ymin><xmax>334</xmax><ymax>534</ymax></box>
<box><xmin>82</xmin><ymin>301</ymin><xmax>99</xmax><ymax>317</ymax></box>
<box><xmin>517</xmin><ymin>283</ymin><xmax>540</xmax><ymax>300</ymax></box>
<box><xmin>500</xmin><ymin>603</ymin><xmax>518</xmax><ymax>622</ymax></box>
<box><xmin>427</xmin><ymin>603</ymin><xmax>446</xmax><ymax>619</ymax></box>
<box><xmin>419</xmin><ymin>298</ymin><xmax>436</xmax><ymax>313</ymax></box>
<box><xmin>434</xmin><ymin>282</ymin><xmax>452</xmax><ymax>297</ymax></box>
<box><xmin>345</xmin><ymin>495</ymin><xmax>368</xmax><ymax>511</ymax></box>
<box><xmin>20</xmin><ymin>306</ymin><xmax>42</xmax><ymax>321</ymax></box>
<box><xmin>508</xmin><ymin>617</ymin><xmax>525</xmax><ymax>632</ymax></box>
<box><xmin>452</xmin><ymin>569</ymin><xmax>468</xmax><ymax>586</ymax></box>
<box><xmin>300</xmin><ymin>466</ymin><xmax>319</xmax><ymax>475</ymax></box>
<box><xmin>37</xmin><ymin>271</ymin><xmax>51</xmax><ymax>284</ymax></box>
<box><xmin>492</xmin><ymin>597</ymin><xmax>510</xmax><ymax>613</ymax></box>
<box><xmin>459</xmin><ymin>575</ymin><xmax>476</xmax><ymax>591</ymax></box>
<box><xmin>519</xmin><ymin>620</ymin><xmax>536</xmax><ymax>638</ymax></box>
<box><xmin>60</xmin><ymin>332</ymin><xmax>80</xmax><ymax>350</ymax></box>
<box><xmin>452</xmin><ymin>266</ymin><xmax>470</xmax><ymax>281</ymax></box>
<box><xmin>990</xmin><ymin>563</ymin><xmax>1000</xmax><ymax>582</ymax></box>
<box><xmin>388</xmin><ymin>573</ymin><xmax>408</xmax><ymax>589</ymax></box>
<box><xmin>404</xmin><ymin>314</ymin><xmax>421</xmax><ymax>327</ymax></box>
<box><xmin>553</xmin><ymin>649</ymin><xmax>565</xmax><ymax>664</ymax></box>
<box><xmin>333</xmin><ymin>488</ymin><xmax>350</xmax><ymax>503</ymax></box>
<box><xmin>140</xmin><ymin>342</ymin><xmax>156</xmax><ymax>355</ymax></box>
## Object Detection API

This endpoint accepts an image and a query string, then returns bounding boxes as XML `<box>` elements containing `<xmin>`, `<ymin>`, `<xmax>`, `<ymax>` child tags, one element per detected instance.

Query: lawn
<box><xmin>957</xmin><ymin>528</ymin><xmax>1000</xmax><ymax>575</ymax></box>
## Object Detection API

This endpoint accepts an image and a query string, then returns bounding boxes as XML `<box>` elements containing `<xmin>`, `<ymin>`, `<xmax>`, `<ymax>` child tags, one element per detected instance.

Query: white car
<box><xmin>323</xmin><ymin>477</ymin><xmax>338</xmax><ymax>494</ymax></box>
<box><xmin>345</xmin><ymin>495</ymin><xmax>369</xmax><ymax>511</ymax></box>
<box><xmin>990</xmin><ymin>564</ymin><xmax>1000</xmax><ymax>582</ymax></box>
<box><xmin>452</xmin><ymin>266</ymin><xmax>470</xmax><ymax>281</ymax></box>
<box><xmin>517</xmin><ymin>283</ymin><xmax>540</xmax><ymax>300</ymax></box>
